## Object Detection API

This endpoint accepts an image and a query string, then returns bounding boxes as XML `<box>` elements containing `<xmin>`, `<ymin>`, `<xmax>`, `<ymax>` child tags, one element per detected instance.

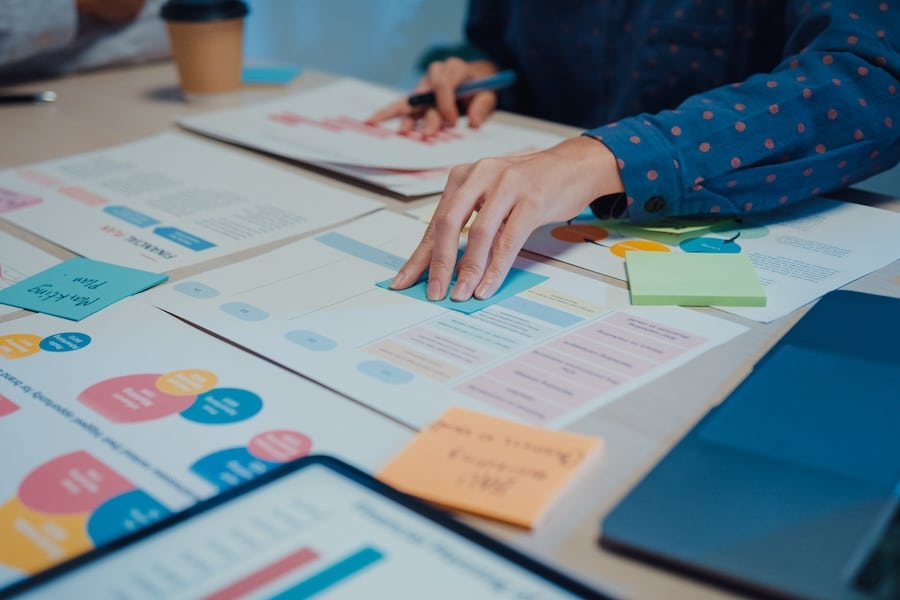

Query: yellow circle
<box><xmin>0</xmin><ymin>334</ymin><xmax>43</xmax><ymax>359</ymax></box>
<box><xmin>0</xmin><ymin>497</ymin><xmax>91</xmax><ymax>574</ymax></box>
<box><xmin>156</xmin><ymin>369</ymin><xmax>218</xmax><ymax>396</ymax></box>
<box><xmin>609</xmin><ymin>240</ymin><xmax>671</xmax><ymax>258</ymax></box>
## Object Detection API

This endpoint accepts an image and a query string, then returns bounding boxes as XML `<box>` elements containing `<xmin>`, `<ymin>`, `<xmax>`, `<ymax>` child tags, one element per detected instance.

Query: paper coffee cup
<box><xmin>160</xmin><ymin>0</ymin><xmax>250</xmax><ymax>97</ymax></box>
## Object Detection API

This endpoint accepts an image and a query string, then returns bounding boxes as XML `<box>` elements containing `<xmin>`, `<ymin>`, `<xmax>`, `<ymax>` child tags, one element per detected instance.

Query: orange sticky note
<box><xmin>377</xmin><ymin>406</ymin><xmax>602</xmax><ymax>529</ymax></box>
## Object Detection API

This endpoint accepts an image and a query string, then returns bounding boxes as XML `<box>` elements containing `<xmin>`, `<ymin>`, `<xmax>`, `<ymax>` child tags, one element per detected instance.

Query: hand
<box><xmin>366</xmin><ymin>58</ymin><xmax>500</xmax><ymax>136</ymax></box>
<box><xmin>390</xmin><ymin>136</ymin><xmax>625</xmax><ymax>301</ymax></box>
<box><xmin>76</xmin><ymin>0</ymin><xmax>146</xmax><ymax>22</ymax></box>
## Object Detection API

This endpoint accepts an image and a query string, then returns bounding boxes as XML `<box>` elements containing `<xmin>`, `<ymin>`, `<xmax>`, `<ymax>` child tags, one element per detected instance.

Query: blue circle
<box><xmin>180</xmin><ymin>387</ymin><xmax>263</xmax><ymax>424</ymax></box>
<box><xmin>680</xmin><ymin>237</ymin><xmax>742</xmax><ymax>254</ymax></box>
<box><xmin>39</xmin><ymin>332</ymin><xmax>91</xmax><ymax>352</ymax></box>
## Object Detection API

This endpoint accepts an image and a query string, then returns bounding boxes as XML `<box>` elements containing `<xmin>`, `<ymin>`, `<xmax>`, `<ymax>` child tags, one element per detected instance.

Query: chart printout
<box><xmin>521</xmin><ymin>196</ymin><xmax>900</xmax><ymax>322</ymax></box>
<box><xmin>0</xmin><ymin>230</ymin><xmax>60</xmax><ymax>317</ymax></box>
<box><xmin>178</xmin><ymin>78</ymin><xmax>564</xmax><ymax>173</ymax></box>
<box><xmin>151</xmin><ymin>211</ymin><xmax>747</xmax><ymax>430</ymax></box>
<box><xmin>0</xmin><ymin>300</ymin><xmax>412</xmax><ymax>588</ymax></box>
<box><xmin>0</xmin><ymin>133</ymin><xmax>383</xmax><ymax>272</ymax></box>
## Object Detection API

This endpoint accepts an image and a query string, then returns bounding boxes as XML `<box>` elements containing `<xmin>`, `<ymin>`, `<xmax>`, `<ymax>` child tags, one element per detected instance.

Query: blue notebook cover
<box><xmin>601</xmin><ymin>291</ymin><xmax>900</xmax><ymax>600</ymax></box>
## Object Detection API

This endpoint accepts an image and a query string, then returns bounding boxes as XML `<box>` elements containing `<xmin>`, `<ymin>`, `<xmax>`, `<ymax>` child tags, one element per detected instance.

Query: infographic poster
<box><xmin>522</xmin><ymin>197</ymin><xmax>900</xmax><ymax>322</ymax></box>
<box><xmin>151</xmin><ymin>211</ymin><xmax>747</xmax><ymax>430</ymax></box>
<box><xmin>0</xmin><ymin>299</ymin><xmax>412</xmax><ymax>587</ymax></box>
<box><xmin>0</xmin><ymin>133</ymin><xmax>383</xmax><ymax>272</ymax></box>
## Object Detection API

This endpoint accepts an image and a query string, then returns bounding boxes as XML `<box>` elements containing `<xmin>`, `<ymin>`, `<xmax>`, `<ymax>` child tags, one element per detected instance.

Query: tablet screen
<box><xmin>11</xmin><ymin>457</ymin><xmax>602</xmax><ymax>599</ymax></box>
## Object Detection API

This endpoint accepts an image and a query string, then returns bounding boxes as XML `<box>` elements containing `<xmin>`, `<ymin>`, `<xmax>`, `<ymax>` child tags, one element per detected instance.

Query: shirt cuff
<box><xmin>583</xmin><ymin>120</ymin><xmax>684</xmax><ymax>223</ymax></box>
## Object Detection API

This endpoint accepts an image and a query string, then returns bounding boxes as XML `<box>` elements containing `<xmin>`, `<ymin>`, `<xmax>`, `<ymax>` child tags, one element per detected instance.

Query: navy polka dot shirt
<box><xmin>466</xmin><ymin>1</ymin><xmax>900</xmax><ymax>222</ymax></box>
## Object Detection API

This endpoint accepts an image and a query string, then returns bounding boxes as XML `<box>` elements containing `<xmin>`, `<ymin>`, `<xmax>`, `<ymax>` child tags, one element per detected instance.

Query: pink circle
<box><xmin>19</xmin><ymin>451</ymin><xmax>134</xmax><ymax>514</ymax></box>
<box><xmin>248</xmin><ymin>430</ymin><xmax>313</xmax><ymax>462</ymax></box>
<box><xmin>78</xmin><ymin>374</ymin><xmax>195</xmax><ymax>423</ymax></box>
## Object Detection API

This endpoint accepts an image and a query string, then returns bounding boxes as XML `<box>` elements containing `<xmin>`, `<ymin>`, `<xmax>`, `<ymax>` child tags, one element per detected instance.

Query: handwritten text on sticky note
<box><xmin>378</xmin><ymin>406</ymin><xmax>602</xmax><ymax>528</ymax></box>
<box><xmin>0</xmin><ymin>258</ymin><xmax>168</xmax><ymax>320</ymax></box>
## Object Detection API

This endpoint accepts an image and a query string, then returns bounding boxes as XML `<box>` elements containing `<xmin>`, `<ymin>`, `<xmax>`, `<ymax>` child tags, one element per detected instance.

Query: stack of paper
<box><xmin>178</xmin><ymin>78</ymin><xmax>565</xmax><ymax>197</ymax></box>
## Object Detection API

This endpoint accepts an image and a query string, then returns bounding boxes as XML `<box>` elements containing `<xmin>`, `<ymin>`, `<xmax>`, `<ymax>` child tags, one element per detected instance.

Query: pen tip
<box><xmin>38</xmin><ymin>91</ymin><xmax>57</xmax><ymax>102</ymax></box>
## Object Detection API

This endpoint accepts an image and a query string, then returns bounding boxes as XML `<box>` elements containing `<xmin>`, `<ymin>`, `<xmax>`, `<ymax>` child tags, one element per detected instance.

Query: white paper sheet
<box><xmin>0</xmin><ymin>299</ymin><xmax>412</xmax><ymax>587</ymax></box>
<box><xmin>177</xmin><ymin>78</ymin><xmax>564</xmax><ymax>192</ymax></box>
<box><xmin>150</xmin><ymin>211</ymin><xmax>746</xmax><ymax>431</ymax></box>
<box><xmin>521</xmin><ymin>197</ymin><xmax>900</xmax><ymax>322</ymax></box>
<box><xmin>0</xmin><ymin>132</ymin><xmax>383</xmax><ymax>272</ymax></box>
<box><xmin>0</xmin><ymin>231</ymin><xmax>60</xmax><ymax>317</ymax></box>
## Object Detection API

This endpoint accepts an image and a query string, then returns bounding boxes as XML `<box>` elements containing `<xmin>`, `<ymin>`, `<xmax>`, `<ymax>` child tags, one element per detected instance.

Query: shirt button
<box><xmin>644</xmin><ymin>196</ymin><xmax>666</xmax><ymax>213</ymax></box>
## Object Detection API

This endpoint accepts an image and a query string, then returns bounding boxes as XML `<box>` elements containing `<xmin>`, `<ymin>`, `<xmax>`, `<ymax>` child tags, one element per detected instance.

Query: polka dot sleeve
<box><xmin>585</xmin><ymin>1</ymin><xmax>900</xmax><ymax>223</ymax></box>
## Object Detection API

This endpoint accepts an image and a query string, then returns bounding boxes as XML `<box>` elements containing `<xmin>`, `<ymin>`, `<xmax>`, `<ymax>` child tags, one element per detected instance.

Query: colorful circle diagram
<box><xmin>0</xmin><ymin>331</ymin><xmax>91</xmax><ymax>360</ymax></box>
<box><xmin>0</xmin><ymin>332</ymin><xmax>91</xmax><ymax>359</ymax></box>
<box><xmin>190</xmin><ymin>430</ymin><xmax>313</xmax><ymax>491</ymax></box>
<box><xmin>0</xmin><ymin>451</ymin><xmax>169</xmax><ymax>575</ymax></box>
<box><xmin>77</xmin><ymin>369</ymin><xmax>262</xmax><ymax>425</ymax></box>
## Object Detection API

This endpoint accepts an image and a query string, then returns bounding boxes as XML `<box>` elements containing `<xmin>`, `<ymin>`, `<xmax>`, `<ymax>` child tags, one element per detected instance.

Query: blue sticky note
<box><xmin>241</xmin><ymin>64</ymin><xmax>303</xmax><ymax>85</ymax></box>
<box><xmin>377</xmin><ymin>268</ymin><xmax>549</xmax><ymax>314</ymax></box>
<box><xmin>0</xmin><ymin>258</ymin><xmax>168</xmax><ymax>321</ymax></box>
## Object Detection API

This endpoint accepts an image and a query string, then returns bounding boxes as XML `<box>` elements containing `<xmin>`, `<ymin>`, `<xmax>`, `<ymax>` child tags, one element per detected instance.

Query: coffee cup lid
<box><xmin>160</xmin><ymin>0</ymin><xmax>249</xmax><ymax>22</ymax></box>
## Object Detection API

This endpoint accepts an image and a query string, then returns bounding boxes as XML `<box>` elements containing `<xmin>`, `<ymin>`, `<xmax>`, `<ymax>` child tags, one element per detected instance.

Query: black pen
<box><xmin>0</xmin><ymin>91</ymin><xmax>57</xmax><ymax>104</ymax></box>
<box><xmin>407</xmin><ymin>70</ymin><xmax>517</xmax><ymax>107</ymax></box>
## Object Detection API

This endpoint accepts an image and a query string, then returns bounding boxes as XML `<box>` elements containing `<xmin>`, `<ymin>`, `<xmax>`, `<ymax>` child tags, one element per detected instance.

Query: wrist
<box><xmin>552</xmin><ymin>135</ymin><xmax>625</xmax><ymax>199</ymax></box>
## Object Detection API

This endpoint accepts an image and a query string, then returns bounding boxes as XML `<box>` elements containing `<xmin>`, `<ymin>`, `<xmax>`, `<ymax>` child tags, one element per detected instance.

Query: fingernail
<box><xmin>450</xmin><ymin>280</ymin><xmax>472</xmax><ymax>302</ymax></box>
<box><xmin>474</xmin><ymin>279</ymin><xmax>497</xmax><ymax>300</ymax></box>
<box><xmin>389</xmin><ymin>272</ymin><xmax>407</xmax><ymax>289</ymax></box>
<box><xmin>427</xmin><ymin>279</ymin><xmax>444</xmax><ymax>301</ymax></box>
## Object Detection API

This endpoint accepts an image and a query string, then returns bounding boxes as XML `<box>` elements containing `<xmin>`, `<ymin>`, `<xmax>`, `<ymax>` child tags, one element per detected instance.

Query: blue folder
<box><xmin>601</xmin><ymin>290</ymin><xmax>900</xmax><ymax>600</ymax></box>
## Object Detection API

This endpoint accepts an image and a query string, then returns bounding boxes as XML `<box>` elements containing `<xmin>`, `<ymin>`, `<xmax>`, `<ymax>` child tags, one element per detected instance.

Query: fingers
<box><xmin>365</xmin><ymin>98</ymin><xmax>409</xmax><ymax>125</ymax></box>
<box><xmin>449</xmin><ymin>162</ymin><xmax>516</xmax><ymax>301</ymax></box>
<box><xmin>389</xmin><ymin>224</ymin><xmax>434</xmax><ymax>290</ymax></box>
<box><xmin>389</xmin><ymin>163</ymin><xmax>473</xmax><ymax>296</ymax></box>
<box><xmin>369</xmin><ymin>58</ymin><xmax>497</xmax><ymax>135</ymax></box>
<box><xmin>424</xmin><ymin>163</ymin><xmax>478</xmax><ymax>300</ymax></box>
<box><xmin>426</xmin><ymin>58</ymin><xmax>471</xmax><ymax>127</ymax></box>
<box><xmin>466</xmin><ymin>91</ymin><xmax>498</xmax><ymax>129</ymax></box>
<box><xmin>476</xmin><ymin>202</ymin><xmax>535</xmax><ymax>299</ymax></box>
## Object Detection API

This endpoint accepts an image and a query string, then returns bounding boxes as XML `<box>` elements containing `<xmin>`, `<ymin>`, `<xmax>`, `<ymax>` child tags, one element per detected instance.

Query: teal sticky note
<box><xmin>377</xmin><ymin>268</ymin><xmax>549</xmax><ymax>314</ymax></box>
<box><xmin>625</xmin><ymin>251</ymin><xmax>766</xmax><ymax>306</ymax></box>
<box><xmin>0</xmin><ymin>258</ymin><xmax>168</xmax><ymax>320</ymax></box>
<box><xmin>241</xmin><ymin>64</ymin><xmax>303</xmax><ymax>85</ymax></box>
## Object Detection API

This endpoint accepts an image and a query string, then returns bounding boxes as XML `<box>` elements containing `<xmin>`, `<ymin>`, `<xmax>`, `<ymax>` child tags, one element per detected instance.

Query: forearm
<box><xmin>587</xmin><ymin>1</ymin><xmax>900</xmax><ymax>222</ymax></box>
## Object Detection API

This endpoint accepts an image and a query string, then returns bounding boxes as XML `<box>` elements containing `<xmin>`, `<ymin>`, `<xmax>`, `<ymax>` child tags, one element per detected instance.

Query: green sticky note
<box><xmin>625</xmin><ymin>251</ymin><xmax>766</xmax><ymax>307</ymax></box>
